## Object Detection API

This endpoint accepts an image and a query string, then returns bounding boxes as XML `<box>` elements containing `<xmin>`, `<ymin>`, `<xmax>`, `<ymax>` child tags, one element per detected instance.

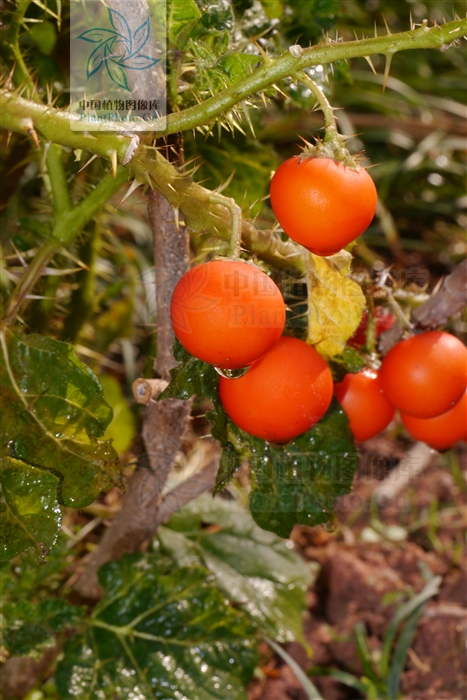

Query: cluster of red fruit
<box><xmin>170</xmin><ymin>260</ymin><xmax>466</xmax><ymax>450</ymax></box>
<box><xmin>336</xmin><ymin>331</ymin><xmax>467</xmax><ymax>450</ymax></box>
<box><xmin>170</xmin><ymin>155</ymin><xmax>465</xmax><ymax>451</ymax></box>
<box><xmin>170</xmin><ymin>259</ymin><xmax>332</xmax><ymax>443</ymax></box>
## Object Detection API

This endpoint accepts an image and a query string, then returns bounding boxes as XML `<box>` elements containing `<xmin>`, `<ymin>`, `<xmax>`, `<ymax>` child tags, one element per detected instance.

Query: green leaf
<box><xmin>218</xmin><ymin>53</ymin><xmax>262</xmax><ymax>82</ymax></box>
<box><xmin>55</xmin><ymin>553</ymin><xmax>258</xmax><ymax>699</ymax></box>
<box><xmin>29</xmin><ymin>20</ymin><xmax>58</xmax><ymax>55</ymax></box>
<box><xmin>159</xmin><ymin>352</ymin><xmax>218</xmax><ymax>403</ymax></box>
<box><xmin>2</xmin><ymin>598</ymin><xmax>84</xmax><ymax>657</ymax></box>
<box><xmin>168</xmin><ymin>0</ymin><xmax>201</xmax><ymax>49</ymax></box>
<box><xmin>161</xmin><ymin>345</ymin><xmax>356</xmax><ymax>539</ymax></box>
<box><xmin>0</xmin><ymin>328</ymin><xmax>121</xmax><ymax>559</ymax></box>
<box><xmin>0</xmin><ymin>456</ymin><xmax>61</xmax><ymax>562</ymax></box>
<box><xmin>329</xmin><ymin>346</ymin><xmax>367</xmax><ymax>382</ymax></box>
<box><xmin>158</xmin><ymin>494</ymin><xmax>312</xmax><ymax>644</ymax></box>
<box><xmin>248</xmin><ymin>401</ymin><xmax>357</xmax><ymax>538</ymax></box>
<box><xmin>0</xmin><ymin>533</ymin><xmax>73</xmax><ymax>602</ymax></box>
<box><xmin>213</xmin><ymin>444</ymin><xmax>243</xmax><ymax>495</ymax></box>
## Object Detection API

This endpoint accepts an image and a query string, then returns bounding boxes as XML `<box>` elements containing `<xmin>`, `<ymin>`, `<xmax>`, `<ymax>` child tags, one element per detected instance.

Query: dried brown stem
<box><xmin>74</xmin><ymin>182</ymin><xmax>193</xmax><ymax>600</ymax></box>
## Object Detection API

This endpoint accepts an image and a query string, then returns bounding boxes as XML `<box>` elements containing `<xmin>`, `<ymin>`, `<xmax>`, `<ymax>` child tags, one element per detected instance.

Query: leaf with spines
<box><xmin>0</xmin><ymin>329</ymin><xmax>121</xmax><ymax>560</ymax></box>
<box><xmin>158</xmin><ymin>494</ymin><xmax>313</xmax><ymax>645</ymax></box>
<box><xmin>55</xmin><ymin>553</ymin><xmax>258</xmax><ymax>699</ymax></box>
<box><xmin>3</xmin><ymin>598</ymin><xmax>84</xmax><ymax>657</ymax></box>
<box><xmin>0</xmin><ymin>457</ymin><xmax>61</xmax><ymax>562</ymax></box>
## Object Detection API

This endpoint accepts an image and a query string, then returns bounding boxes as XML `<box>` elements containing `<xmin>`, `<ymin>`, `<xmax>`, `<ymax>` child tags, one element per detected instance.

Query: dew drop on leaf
<box><xmin>214</xmin><ymin>366</ymin><xmax>250</xmax><ymax>379</ymax></box>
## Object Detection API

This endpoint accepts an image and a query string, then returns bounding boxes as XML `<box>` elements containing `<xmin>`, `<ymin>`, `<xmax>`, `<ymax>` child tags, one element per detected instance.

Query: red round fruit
<box><xmin>379</xmin><ymin>331</ymin><xmax>467</xmax><ymax>418</ymax></box>
<box><xmin>269</xmin><ymin>156</ymin><xmax>377</xmax><ymax>256</ymax></box>
<box><xmin>334</xmin><ymin>368</ymin><xmax>396</xmax><ymax>442</ymax></box>
<box><xmin>218</xmin><ymin>336</ymin><xmax>333</xmax><ymax>442</ymax></box>
<box><xmin>401</xmin><ymin>389</ymin><xmax>467</xmax><ymax>451</ymax></box>
<box><xmin>170</xmin><ymin>260</ymin><xmax>285</xmax><ymax>369</ymax></box>
<box><xmin>349</xmin><ymin>307</ymin><xmax>395</xmax><ymax>348</ymax></box>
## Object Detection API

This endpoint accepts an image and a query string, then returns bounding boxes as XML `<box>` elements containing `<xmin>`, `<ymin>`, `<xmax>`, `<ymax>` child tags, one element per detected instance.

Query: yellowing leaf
<box><xmin>100</xmin><ymin>374</ymin><xmax>136</xmax><ymax>455</ymax></box>
<box><xmin>306</xmin><ymin>251</ymin><xmax>365</xmax><ymax>359</ymax></box>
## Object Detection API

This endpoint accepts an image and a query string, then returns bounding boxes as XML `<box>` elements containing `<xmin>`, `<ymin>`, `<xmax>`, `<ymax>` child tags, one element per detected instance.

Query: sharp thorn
<box><xmin>77</xmin><ymin>153</ymin><xmax>98</xmax><ymax>174</ymax></box>
<box><xmin>28</xmin><ymin>126</ymin><xmax>40</xmax><ymax>148</ymax></box>
<box><xmin>383</xmin><ymin>53</ymin><xmax>393</xmax><ymax>92</ymax></box>
<box><xmin>364</xmin><ymin>56</ymin><xmax>378</xmax><ymax>77</ymax></box>
<box><xmin>109</xmin><ymin>150</ymin><xmax>118</xmax><ymax>178</ymax></box>
<box><xmin>115</xmin><ymin>179</ymin><xmax>143</xmax><ymax>209</ymax></box>
<box><xmin>382</xmin><ymin>14</ymin><xmax>392</xmax><ymax>35</ymax></box>
<box><xmin>173</xmin><ymin>206</ymin><xmax>180</xmax><ymax>232</ymax></box>
<box><xmin>248</xmin><ymin>34</ymin><xmax>269</xmax><ymax>61</ymax></box>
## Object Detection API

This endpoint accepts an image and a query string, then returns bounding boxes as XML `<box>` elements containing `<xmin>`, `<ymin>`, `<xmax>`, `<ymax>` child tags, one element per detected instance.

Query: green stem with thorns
<box><xmin>1</xmin><ymin>18</ymin><xmax>466</xmax><ymax>280</ymax></box>
<box><xmin>296</xmin><ymin>71</ymin><xmax>337</xmax><ymax>134</ymax></box>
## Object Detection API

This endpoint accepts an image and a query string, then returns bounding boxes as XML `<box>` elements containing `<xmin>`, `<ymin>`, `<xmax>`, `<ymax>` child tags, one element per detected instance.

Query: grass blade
<box><xmin>309</xmin><ymin>666</ymin><xmax>370</xmax><ymax>695</ymax></box>
<box><xmin>265</xmin><ymin>637</ymin><xmax>324</xmax><ymax>700</ymax></box>
<box><xmin>354</xmin><ymin>620</ymin><xmax>382</xmax><ymax>687</ymax></box>
<box><xmin>386</xmin><ymin>604</ymin><xmax>427</xmax><ymax>698</ymax></box>
<box><xmin>380</xmin><ymin>575</ymin><xmax>441</xmax><ymax>678</ymax></box>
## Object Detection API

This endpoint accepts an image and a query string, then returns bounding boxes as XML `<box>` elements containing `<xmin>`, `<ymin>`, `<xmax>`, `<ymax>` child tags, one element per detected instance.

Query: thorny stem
<box><xmin>2</xmin><ymin>238</ymin><xmax>60</xmax><ymax>327</ymax></box>
<box><xmin>2</xmin><ymin>0</ymin><xmax>39</xmax><ymax>100</ymax></box>
<box><xmin>209</xmin><ymin>193</ymin><xmax>243</xmax><ymax>259</ymax></box>
<box><xmin>45</xmin><ymin>144</ymin><xmax>72</xmax><ymax>220</ymax></box>
<box><xmin>295</xmin><ymin>70</ymin><xmax>354</xmax><ymax>163</ymax></box>
<box><xmin>296</xmin><ymin>71</ymin><xmax>337</xmax><ymax>134</ymax></box>
<box><xmin>157</xmin><ymin>19</ymin><xmax>467</xmax><ymax>136</ymax></box>
<box><xmin>1</xmin><ymin>18</ymin><xmax>466</xmax><ymax>275</ymax></box>
<box><xmin>0</xmin><ymin>90</ymin><xmax>304</xmax><ymax>274</ymax></box>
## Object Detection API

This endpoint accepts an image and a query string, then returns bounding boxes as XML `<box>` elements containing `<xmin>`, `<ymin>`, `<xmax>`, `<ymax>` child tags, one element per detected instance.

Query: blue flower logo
<box><xmin>77</xmin><ymin>7</ymin><xmax>160</xmax><ymax>91</ymax></box>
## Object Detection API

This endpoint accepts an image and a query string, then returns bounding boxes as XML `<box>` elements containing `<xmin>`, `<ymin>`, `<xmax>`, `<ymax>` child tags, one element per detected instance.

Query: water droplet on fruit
<box><xmin>322</xmin><ymin>520</ymin><xmax>338</xmax><ymax>533</ymax></box>
<box><xmin>214</xmin><ymin>366</ymin><xmax>250</xmax><ymax>379</ymax></box>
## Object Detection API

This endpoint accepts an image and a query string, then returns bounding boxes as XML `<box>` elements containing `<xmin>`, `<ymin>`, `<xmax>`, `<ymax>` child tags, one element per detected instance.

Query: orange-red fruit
<box><xmin>269</xmin><ymin>156</ymin><xmax>377</xmax><ymax>256</ymax></box>
<box><xmin>401</xmin><ymin>389</ymin><xmax>467</xmax><ymax>451</ymax></box>
<box><xmin>170</xmin><ymin>260</ymin><xmax>285</xmax><ymax>369</ymax></box>
<box><xmin>334</xmin><ymin>369</ymin><xmax>396</xmax><ymax>442</ymax></box>
<box><xmin>218</xmin><ymin>336</ymin><xmax>333</xmax><ymax>442</ymax></box>
<box><xmin>379</xmin><ymin>331</ymin><xmax>467</xmax><ymax>419</ymax></box>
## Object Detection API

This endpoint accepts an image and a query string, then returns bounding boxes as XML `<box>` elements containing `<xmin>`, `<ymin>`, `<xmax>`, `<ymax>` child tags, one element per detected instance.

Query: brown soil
<box><xmin>248</xmin><ymin>443</ymin><xmax>467</xmax><ymax>700</ymax></box>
